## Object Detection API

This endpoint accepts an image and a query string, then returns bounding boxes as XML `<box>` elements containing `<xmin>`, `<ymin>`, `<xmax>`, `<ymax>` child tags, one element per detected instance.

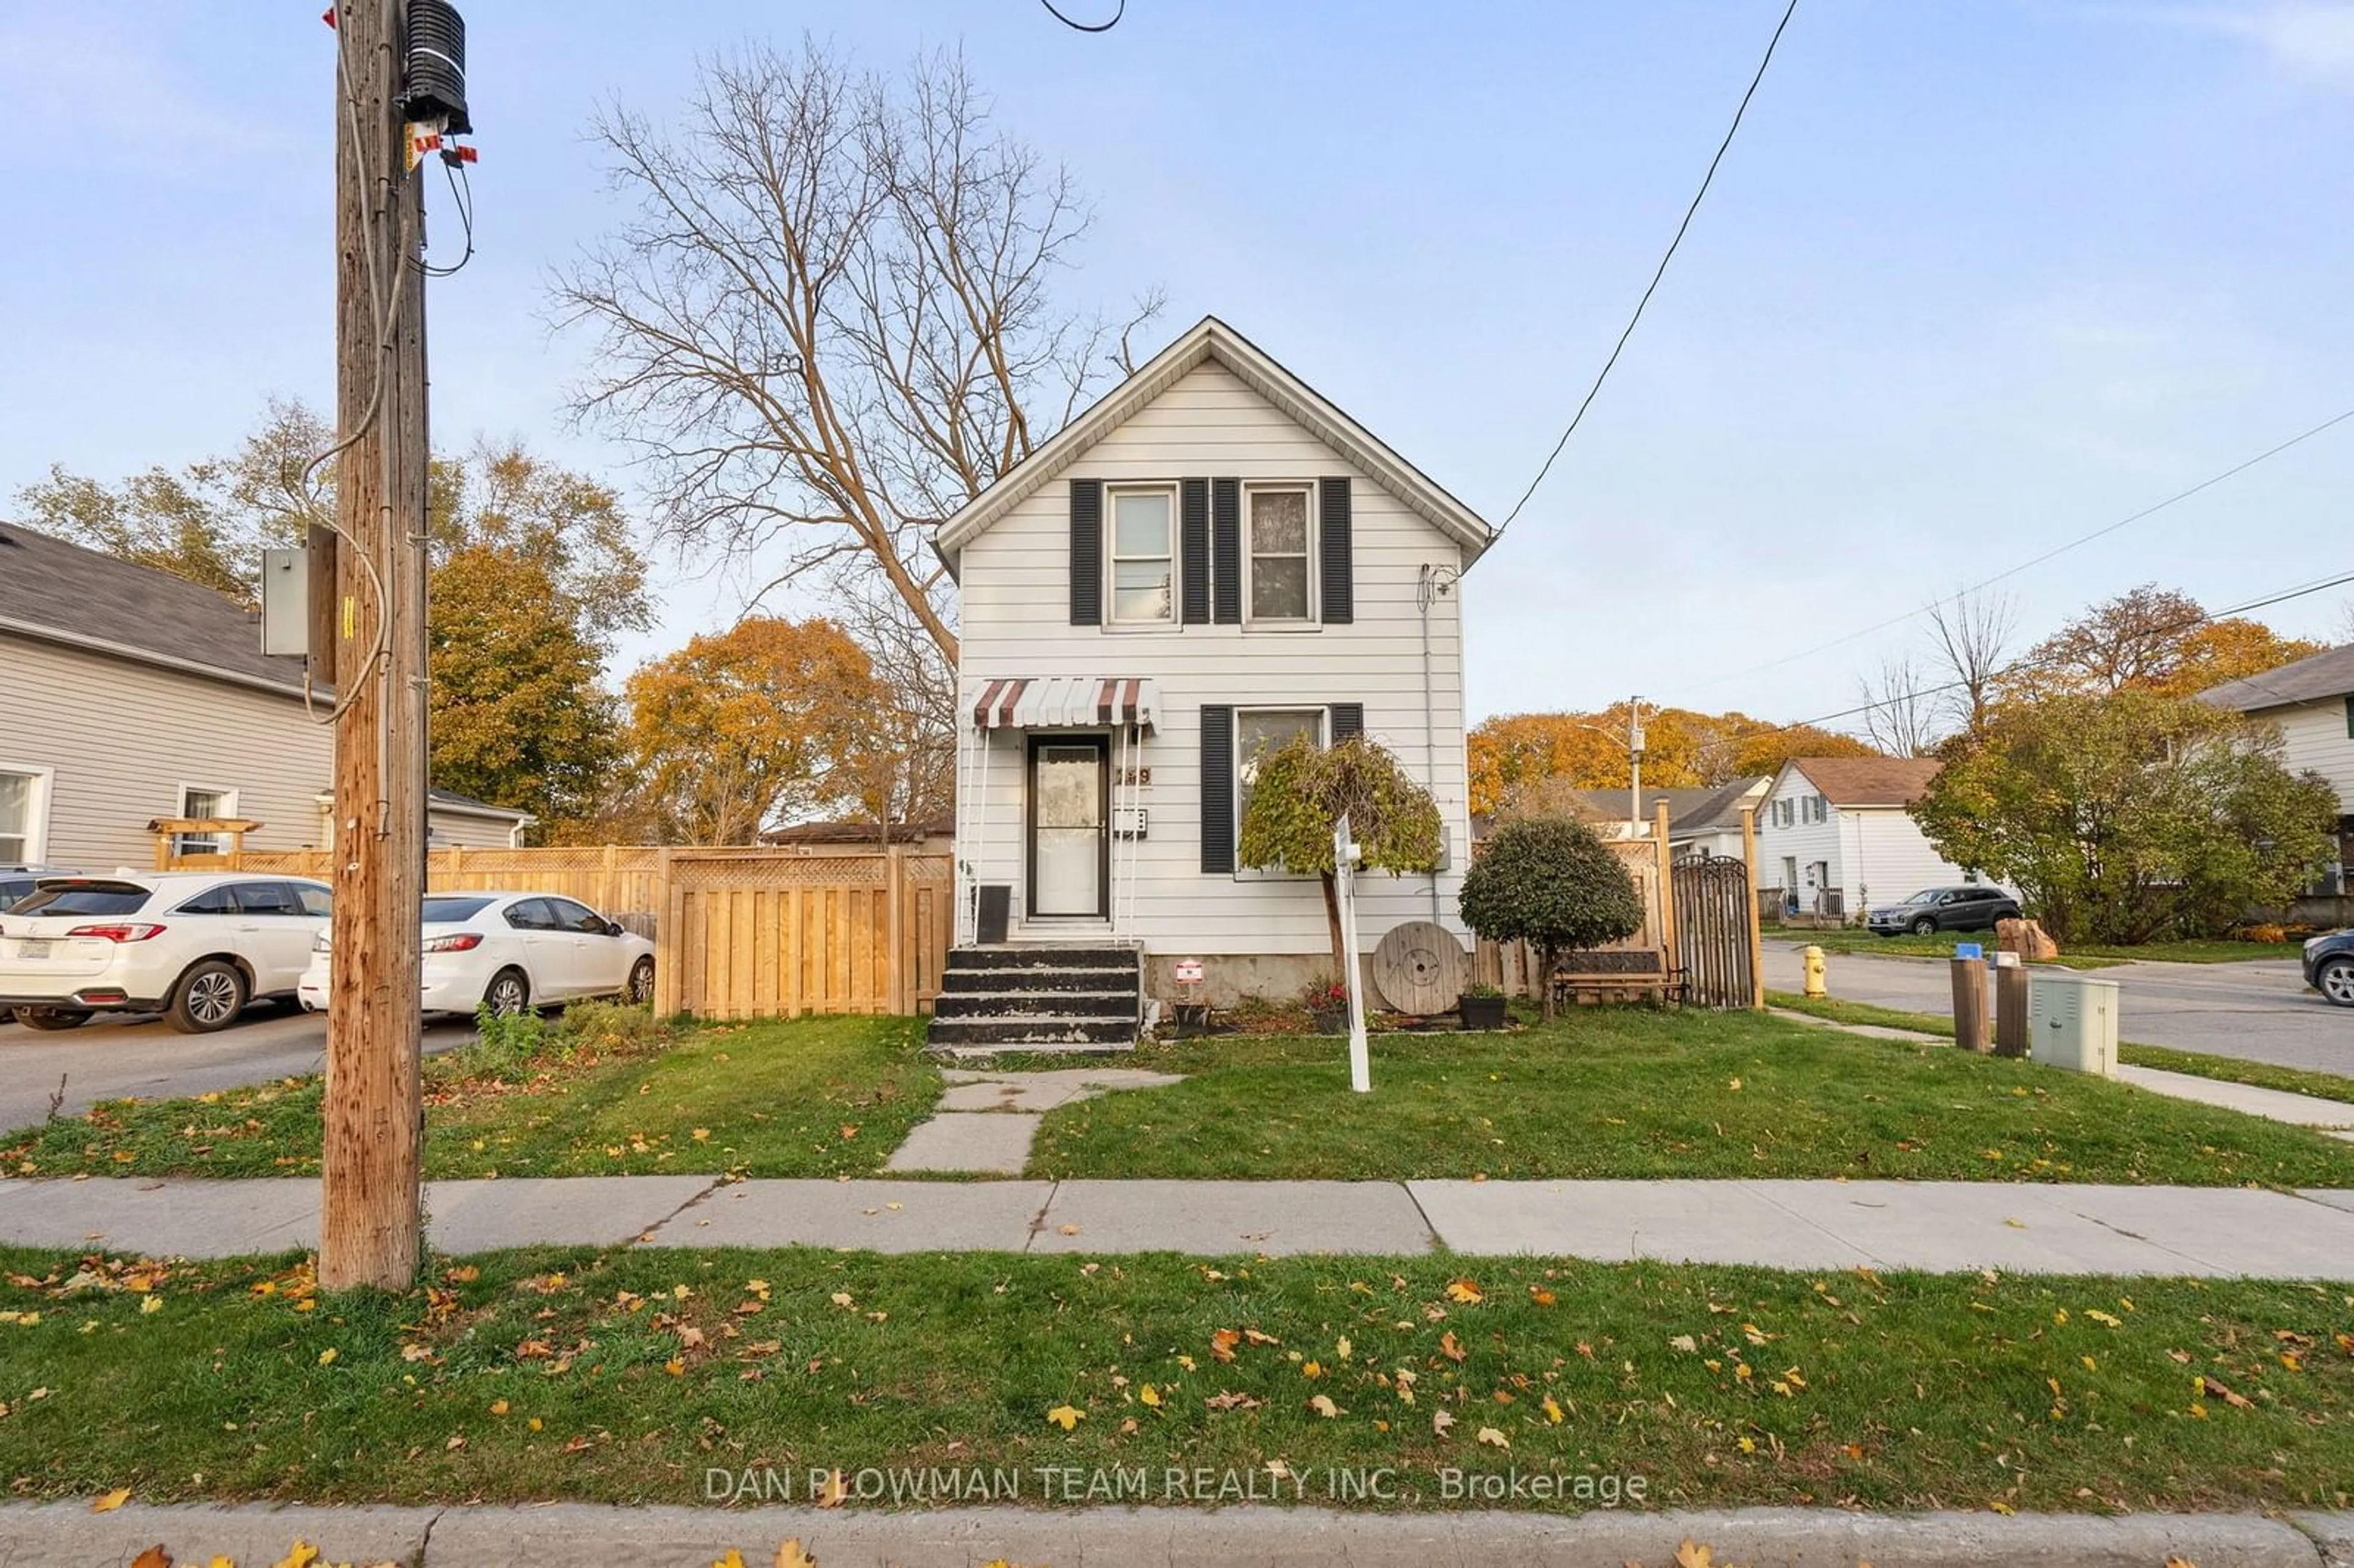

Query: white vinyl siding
<box><xmin>2260</xmin><ymin>700</ymin><xmax>2354</xmax><ymax>815</ymax></box>
<box><xmin>956</xmin><ymin>360</ymin><xmax>1471</xmax><ymax>954</ymax></box>
<box><xmin>0</xmin><ymin>630</ymin><xmax>334</xmax><ymax>869</ymax></box>
<box><xmin>1844</xmin><ymin>809</ymin><xmax>1977</xmax><ymax>912</ymax></box>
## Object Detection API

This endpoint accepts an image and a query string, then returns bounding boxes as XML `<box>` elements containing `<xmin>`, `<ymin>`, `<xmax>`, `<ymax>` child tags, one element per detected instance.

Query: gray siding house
<box><xmin>0</xmin><ymin>522</ymin><xmax>531</xmax><ymax>870</ymax></box>
<box><xmin>935</xmin><ymin>317</ymin><xmax>1490</xmax><ymax>1004</ymax></box>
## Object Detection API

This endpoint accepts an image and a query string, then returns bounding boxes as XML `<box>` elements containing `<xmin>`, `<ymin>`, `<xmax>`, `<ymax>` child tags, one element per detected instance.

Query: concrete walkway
<box><xmin>4</xmin><ymin>1500</ymin><xmax>2350</xmax><ymax>1567</ymax></box>
<box><xmin>8</xmin><ymin>1174</ymin><xmax>2354</xmax><ymax>1276</ymax></box>
<box><xmin>882</xmin><ymin>1065</ymin><xmax>1184</xmax><ymax>1174</ymax></box>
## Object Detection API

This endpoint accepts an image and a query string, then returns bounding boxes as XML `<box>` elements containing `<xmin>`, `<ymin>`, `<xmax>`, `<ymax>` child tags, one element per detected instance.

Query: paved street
<box><xmin>0</xmin><ymin>1008</ymin><xmax>473</xmax><ymax>1132</ymax></box>
<box><xmin>1763</xmin><ymin>940</ymin><xmax>2353</xmax><ymax>1078</ymax></box>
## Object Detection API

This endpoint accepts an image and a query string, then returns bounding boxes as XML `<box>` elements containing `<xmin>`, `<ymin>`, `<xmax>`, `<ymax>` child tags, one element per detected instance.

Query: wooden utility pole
<box><xmin>321</xmin><ymin>0</ymin><xmax>429</xmax><ymax>1291</ymax></box>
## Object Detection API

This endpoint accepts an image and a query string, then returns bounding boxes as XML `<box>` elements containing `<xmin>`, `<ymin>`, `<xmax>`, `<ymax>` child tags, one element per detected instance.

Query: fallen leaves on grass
<box><xmin>1439</xmin><ymin>1331</ymin><xmax>1467</xmax><ymax>1362</ymax></box>
<box><xmin>1045</xmin><ymin>1404</ymin><xmax>1086</xmax><ymax>1431</ymax></box>
<box><xmin>2198</xmin><ymin>1375</ymin><xmax>2254</xmax><ymax>1410</ymax></box>
<box><xmin>1444</xmin><ymin>1279</ymin><xmax>1483</xmax><ymax>1304</ymax></box>
<box><xmin>1309</xmin><ymin>1394</ymin><xmax>1343</xmax><ymax>1418</ymax></box>
<box><xmin>91</xmin><ymin>1488</ymin><xmax>131</xmax><ymax>1512</ymax></box>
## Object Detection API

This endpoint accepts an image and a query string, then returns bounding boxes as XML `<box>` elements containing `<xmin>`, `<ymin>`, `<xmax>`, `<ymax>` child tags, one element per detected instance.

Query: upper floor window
<box><xmin>1108</xmin><ymin>487</ymin><xmax>1176</xmax><ymax>625</ymax></box>
<box><xmin>1246</xmin><ymin>485</ymin><xmax>1313</xmax><ymax>623</ymax></box>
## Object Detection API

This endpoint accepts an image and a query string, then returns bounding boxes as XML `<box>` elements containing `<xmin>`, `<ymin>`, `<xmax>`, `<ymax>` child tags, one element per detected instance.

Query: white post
<box><xmin>1335</xmin><ymin>814</ymin><xmax>1370</xmax><ymax>1094</ymax></box>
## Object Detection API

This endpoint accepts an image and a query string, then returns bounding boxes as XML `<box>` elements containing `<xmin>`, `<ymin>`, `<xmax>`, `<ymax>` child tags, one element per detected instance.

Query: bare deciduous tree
<box><xmin>1926</xmin><ymin>588</ymin><xmax>2015</xmax><ymax>734</ymax></box>
<box><xmin>1859</xmin><ymin>655</ymin><xmax>1938</xmax><ymax>758</ymax></box>
<box><xmin>552</xmin><ymin>39</ymin><xmax>1161</xmax><ymax>664</ymax></box>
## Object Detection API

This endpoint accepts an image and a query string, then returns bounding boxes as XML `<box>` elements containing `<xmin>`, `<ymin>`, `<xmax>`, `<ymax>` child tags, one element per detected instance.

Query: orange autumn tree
<box><xmin>1467</xmin><ymin>707</ymin><xmax>1878</xmax><ymax>816</ymax></box>
<box><xmin>622</xmin><ymin>617</ymin><xmax>883</xmax><ymax>844</ymax></box>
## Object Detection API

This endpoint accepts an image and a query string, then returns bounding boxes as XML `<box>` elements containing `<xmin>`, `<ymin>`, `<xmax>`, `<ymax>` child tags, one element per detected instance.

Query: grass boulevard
<box><xmin>1</xmin><ymin>1244</ymin><xmax>2349</xmax><ymax>1516</ymax></box>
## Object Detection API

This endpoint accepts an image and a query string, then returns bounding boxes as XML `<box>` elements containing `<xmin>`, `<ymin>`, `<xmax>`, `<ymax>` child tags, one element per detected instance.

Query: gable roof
<box><xmin>0</xmin><ymin>521</ymin><xmax>308</xmax><ymax>698</ymax></box>
<box><xmin>1783</xmin><ymin>756</ymin><xmax>1940</xmax><ymax>808</ymax></box>
<box><xmin>932</xmin><ymin>316</ymin><xmax>1493</xmax><ymax>569</ymax></box>
<box><xmin>2199</xmin><ymin>642</ymin><xmax>2354</xmax><ymax>713</ymax></box>
<box><xmin>1563</xmin><ymin>777</ymin><xmax>1770</xmax><ymax>835</ymax></box>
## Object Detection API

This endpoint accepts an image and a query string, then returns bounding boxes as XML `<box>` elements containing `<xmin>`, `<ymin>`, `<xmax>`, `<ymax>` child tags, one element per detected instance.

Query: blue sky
<box><xmin>5</xmin><ymin>1</ymin><xmax>2352</xmax><ymax>731</ymax></box>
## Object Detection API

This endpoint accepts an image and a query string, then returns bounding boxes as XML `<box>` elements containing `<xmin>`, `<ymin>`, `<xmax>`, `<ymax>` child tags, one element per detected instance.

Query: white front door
<box><xmin>1029</xmin><ymin>739</ymin><xmax>1106</xmax><ymax>918</ymax></box>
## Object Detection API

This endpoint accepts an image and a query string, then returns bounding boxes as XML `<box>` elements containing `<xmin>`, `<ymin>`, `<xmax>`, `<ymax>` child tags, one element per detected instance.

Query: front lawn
<box><xmin>1025</xmin><ymin>1010</ymin><xmax>2354</xmax><ymax>1187</ymax></box>
<box><xmin>0</xmin><ymin>1244</ymin><xmax>2347</xmax><ymax>1516</ymax></box>
<box><xmin>1772</xmin><ymin>929</ymin><xmax>2303</xmax><ymax>968</ymax></box>
<box><xmin>2</xmin><ymin>1014</ymin><xmax>941</xmax><ymax>1180</ymax></box>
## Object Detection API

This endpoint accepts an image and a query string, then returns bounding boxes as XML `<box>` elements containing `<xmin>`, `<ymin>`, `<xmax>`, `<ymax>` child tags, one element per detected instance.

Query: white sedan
<box><xmin>299</xmin><ymin>891</ymin><xmax>655</xmax><ymax>1017</ymax></box>
<box><xmin>0</xmin><ymin>872</ymin><xmax>332</xmax><ymax>1033</ymax></box>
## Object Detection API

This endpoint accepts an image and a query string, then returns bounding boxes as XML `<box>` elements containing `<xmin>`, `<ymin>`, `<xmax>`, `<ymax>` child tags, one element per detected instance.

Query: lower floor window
<box><xmin>1235</xmin><ymin>708</ymin><xmax>1325</xmax><ymax>875</ymax></box>
<box><xmin>176</xmin><ymin>786</ymin><xmax>234</xmax><ymax>858</ymax></box>
<box><xmin>0</xmin><ymin>770</ymin><xmax>40</xmax><ymax>863</ymax></box>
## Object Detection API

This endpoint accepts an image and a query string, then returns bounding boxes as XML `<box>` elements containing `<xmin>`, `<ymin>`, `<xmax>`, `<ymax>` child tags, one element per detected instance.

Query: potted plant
<box><xmin>1457</xmin><ymin>981</ymin><xmax>1507</xmax><ymax>1030</ymax></box>
<box><xmin>1303</xmin><ymin>977</ymin><xmax>1350</xmax><ymax>1035</ymax></box>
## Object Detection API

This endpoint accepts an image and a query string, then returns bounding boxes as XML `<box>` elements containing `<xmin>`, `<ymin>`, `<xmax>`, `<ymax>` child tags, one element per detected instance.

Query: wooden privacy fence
<box><xmin>232</xmin><ymin>845</ymin><xmax>665</xmax><ymax>923</ymax></box>
<box><xmin>660</xmin><ymin>846</ymin><xmax>951</xmax><ymax>1020</ymax></box>
<box><xmin>1469</xmin><ymin>804</ymin><xmax>1765</xmax><ymax>1011</ymax></box>
<box><xmin>228</xmin><ymin>843</ymin><xmax>953</xmax><ymax>1019</ymax></box>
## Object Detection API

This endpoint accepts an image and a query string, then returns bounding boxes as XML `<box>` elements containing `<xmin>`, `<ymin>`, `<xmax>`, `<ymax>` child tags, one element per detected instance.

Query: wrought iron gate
<box><xmin>1672</xmin><ymin>856</ymin><xmax>1757</xmax><ymax>1009</ymax></box>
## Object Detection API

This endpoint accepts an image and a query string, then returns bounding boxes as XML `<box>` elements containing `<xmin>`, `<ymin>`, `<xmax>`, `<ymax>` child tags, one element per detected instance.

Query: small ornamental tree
<box><xmin>1458</xmin><ymin>815</ymin><xmax>1644</xmax><ymax>1021</ymax></box>
<box><xmin>1238</xmin><ymin>733</ymin><xmax>1443</xmax><ymax>981</ymax></box>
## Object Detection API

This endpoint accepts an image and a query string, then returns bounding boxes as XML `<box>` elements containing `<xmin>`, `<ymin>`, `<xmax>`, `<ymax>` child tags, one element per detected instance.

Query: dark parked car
<box><xmin>1866</xmin><ymin>885</ymin><xmax>2022</xmax><ymax>937</ymax></box>
<box><xmin>2306</xmin><ymin>929</ymin><xmax>2354</xmax><ymax>1008</ymax></box>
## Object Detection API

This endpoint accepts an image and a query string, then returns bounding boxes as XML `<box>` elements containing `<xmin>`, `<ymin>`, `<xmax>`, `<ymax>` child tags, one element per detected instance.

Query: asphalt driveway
<box><xmin>1764</xmin><ymin>939</ymin><xmax>2352</xmax><ymax>1078</ymax></box>
<box><xmin>0</xmin><ymin>1007</ymin><xmax>473</xmax><ymax>1133</ymax></box>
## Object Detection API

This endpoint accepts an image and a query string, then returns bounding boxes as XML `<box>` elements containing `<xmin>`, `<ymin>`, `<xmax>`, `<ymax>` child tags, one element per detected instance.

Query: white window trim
<box><xmin>0</xmin><ymin>763</ymin><xmax>56</xmax><ymax>866</ymax></box>
<box><xmin>1103</xmin><ymin>482</ymin><xmax>1180</xmax><ymax>631</ymax></box>
<box><xmin>175</xmin><ymin>783</ymin><xmax>240</xmax><ymax>857</ymax></box>
<box><xmin>1232</xmin><ymin>705</ymin><xmax>1328</xmax><ymax>881</ymax></box>
<box><xmin>1241</xmin><ymin>481</ymin><xmax>1318</xmax><ymax>628</ymax></box>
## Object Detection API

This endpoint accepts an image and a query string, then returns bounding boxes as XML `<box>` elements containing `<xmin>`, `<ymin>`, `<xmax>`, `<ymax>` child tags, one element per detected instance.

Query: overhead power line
<box><xmin>1040</xmin><ymin>0</ymin><xmax>1124</xmax><ymax>30</ymax></box>
<box><xmin>1767</xmin><ymin>566</ymin><xmax>2354</xmax><ymax>742</ymax></box>
<box><xmin>1491</xmin><ymin>0</ymin><xmax>1801</xmax><ymax>545</ymax></box>
<box><xmin>1701</xmin><ymin>402</ymin><xmax>2354</xmax><ymax>693</ymax></box>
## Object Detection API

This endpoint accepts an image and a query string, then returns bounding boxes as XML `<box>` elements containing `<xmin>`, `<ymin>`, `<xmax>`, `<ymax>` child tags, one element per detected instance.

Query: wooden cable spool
<box><xmin>1370</xmin><ymin>919</ymin><xmax>1468</xmax><ymax>1014</ymax></box>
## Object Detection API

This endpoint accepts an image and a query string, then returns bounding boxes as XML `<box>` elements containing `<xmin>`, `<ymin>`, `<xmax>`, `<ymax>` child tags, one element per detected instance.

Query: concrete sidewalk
<box><xmin>6</xmin><ymin>1173</ymin><xmax>2354</xmax><ymax>1276</ymax></box>
<box><xmin>4</xmin><ymin>1500</ymin><xmax>2349</xmax><ymax>1567</ymax></box>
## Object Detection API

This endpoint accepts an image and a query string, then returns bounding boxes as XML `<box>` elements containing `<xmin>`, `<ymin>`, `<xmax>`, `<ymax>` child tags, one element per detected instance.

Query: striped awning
<box><xmin>970</xmin><ymin>676</ymin><xmax>1160</xmax><ymax>732</ymax></box>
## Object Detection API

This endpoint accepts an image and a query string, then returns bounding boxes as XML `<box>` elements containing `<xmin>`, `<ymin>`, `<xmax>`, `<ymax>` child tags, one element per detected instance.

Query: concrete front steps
<box><xmin>925</xmin><ymin>943</ymin><xmax>1143</xmax><ymax>1054</ymax></box>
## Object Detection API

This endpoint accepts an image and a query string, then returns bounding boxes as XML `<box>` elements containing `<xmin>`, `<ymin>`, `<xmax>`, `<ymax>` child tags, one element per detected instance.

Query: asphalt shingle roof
<box><xmin>1788</xmin><ymin>756</ymin><xmax>1941</xmax><ymax>807</ymax></box>
<box><xmin>2199</xmin><ymin>643</ymin><xmax>2354</xmax><ymax>712</ymax></box>
<box><xmin>0</xmin><ymin>521</ymin><xmax>308</xmax><ymax>694</ymax></box>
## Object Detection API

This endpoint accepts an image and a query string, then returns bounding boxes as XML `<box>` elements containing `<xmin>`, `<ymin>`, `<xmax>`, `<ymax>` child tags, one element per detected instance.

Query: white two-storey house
<box><xmin>931</xmin><ymin>318</ymin><xmax>1490</xmax><ymax>1040</ymax></box>
<box><xmin>2201</xmin><ymin>643</ymin><xmax>2354</xmax><ymax>913</ymax></box>
<box><xmin>1753</xmin><ymin>756</ymin><xmax>1976</xmax><ymax>922</ymax></box>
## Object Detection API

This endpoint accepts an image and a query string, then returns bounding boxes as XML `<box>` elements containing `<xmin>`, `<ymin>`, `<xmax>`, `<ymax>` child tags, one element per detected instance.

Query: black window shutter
<box><xmin>1318</xmin><ymin>476</ymin><xmax>1354</xmax><ymax>624</ymax></box>
<box><xmin>1330</xmin><ymin>702</ymin><xmax>1365</xmax><ymax>741</ymax></box>
<box><xmin>1211</xmin><ymin>478</ymin><xmax>1241</xmax><ymax>624</ymax></box>
<box><xmin>1200</xmin><ymin>704</ymin><xmax>1236</xmax><ymax>873</ymax></box>
<box><xmin>1068</xmin><ymin>479</ymin><xmax>1103</xmax><ymax>626</ymax></box>
<box><xmin>1180</xmin><ymin>479</ymin><xmax>1210</xmax><ymax>625</ymax></box>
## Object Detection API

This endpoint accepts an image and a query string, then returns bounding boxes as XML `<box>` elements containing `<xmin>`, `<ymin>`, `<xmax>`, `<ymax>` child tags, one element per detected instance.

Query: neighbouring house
<box><xmin>1751</xmin><ymin>756</ymin><xmax>1977</xmax><ymax>921</ymax></box>
<box><xmin>1472</xmin><ymin>777</ymin><xmax>1772</xmax><ymax>859</ymax></box>
<box><xmin>0</xmin><ymin>521</ymin><xmax>534</xmax><ymax>869</ymax></box>
<box><xmin>2199</xmin><ymin>642</ymin><xmax>2354</xmax><ymax>910</ymax></box>
<box><xmin>933</xmin><ymin>316</ymin><xmax>1490</xmax><ymax>1037</ymax></box>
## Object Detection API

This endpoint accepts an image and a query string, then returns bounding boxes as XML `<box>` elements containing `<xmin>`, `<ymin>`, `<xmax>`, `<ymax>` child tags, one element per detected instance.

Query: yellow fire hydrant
<box><xmin>1803</xmin><ymin>945</ymin><xmax>1827</xmax><ymax>999</ymax></box>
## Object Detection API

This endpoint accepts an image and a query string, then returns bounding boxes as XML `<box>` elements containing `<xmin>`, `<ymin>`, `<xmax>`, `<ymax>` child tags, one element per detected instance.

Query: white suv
<box><xmin>0</xmin><ymin>872</ymin><xmax>332</xmax><ymax>1033</ymax></box>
